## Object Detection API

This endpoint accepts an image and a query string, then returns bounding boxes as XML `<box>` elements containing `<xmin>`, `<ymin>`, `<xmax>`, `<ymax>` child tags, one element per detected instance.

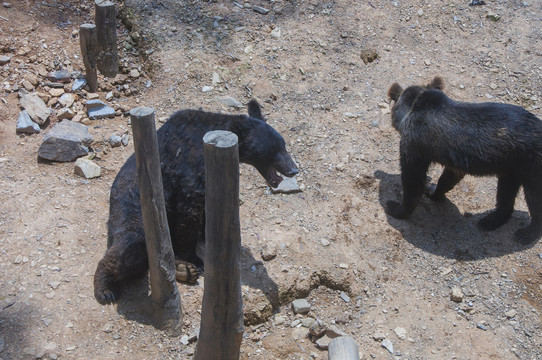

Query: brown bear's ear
<box><xmin>247</xmin><ymin>99</ymin><xmax>265</xmax><ymax>122</ymax></box>
<box><xmin>388</xmin><ymin>83</ymin><xmax>403</xmax><ymax>102</ymax></box>
<box><xmin>428</xmin><ymin>76</ymin><xmax>444</xmax><ymax>90</ymax></box>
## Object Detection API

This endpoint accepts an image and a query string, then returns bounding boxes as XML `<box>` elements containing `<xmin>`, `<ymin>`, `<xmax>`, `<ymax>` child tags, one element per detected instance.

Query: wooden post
<box><xmin>194</xmin><ymin>131</ymin><xmax>244</xmax><ymax>360</ymax></box>
<box><xmin>328</xmin><ymin>337</ymin><xmax>360</xmax><ymax>360</ymax></box>
<box><xmin>95</xmin><ymin>0</ymin><xmax>119</xmax><ymax>77</ymax></box>
<box><xmin>130</xmin><ymin>107</ymin><xmax>182</xmax><ymax>336</ymax></box>
<box><xmin>79</xmin><ymin>24</ymin><xmax>98</xmax><ymax>92</ymax></box>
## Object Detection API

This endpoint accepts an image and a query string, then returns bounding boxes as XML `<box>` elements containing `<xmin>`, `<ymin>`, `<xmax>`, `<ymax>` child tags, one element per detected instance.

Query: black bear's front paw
<box><xmin>175</xmin><ymin>260</ymin><xmax>201</xmax><ymax>284</ymax></box>
<box><xmin>385</xmin><ymin>200</ymin><xmax>409</xmax><ymax>219</ymax></box>
<box><xmin>514</xmin><ymin>225</ymin><xmax>541</xmax><ymax>245</ymax></box>
<box><xmin>477</xmin><ymin>211</ymin><xmax>508</xmax><ymax>231</ymax></box>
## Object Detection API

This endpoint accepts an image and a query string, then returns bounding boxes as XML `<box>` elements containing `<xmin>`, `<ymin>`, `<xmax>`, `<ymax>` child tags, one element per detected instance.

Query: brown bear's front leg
<box><xmin>386</xmin><ymin>154</ymin><xmax>430</xmax><ymax>219</ymax></box>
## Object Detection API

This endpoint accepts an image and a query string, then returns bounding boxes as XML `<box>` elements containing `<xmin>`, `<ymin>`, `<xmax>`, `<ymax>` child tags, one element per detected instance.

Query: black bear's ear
<box><xmin>388</xmin><ymin>83</ymin><xmax>403</xmax><ymax>102</ymax></box>
<box><xmin>413</xmin><ymin>89</ymin><xmax>444</xmax><ymax>111</ymax></box>
<box><xmin>247</xmin><ymin>99</ymin><xmax>264</xmax><ymax>121</ymax></box>
<box><xmin>428</xmin><ymin>76</ymin><xmax>444</xmax><ymax>90</ymax></box>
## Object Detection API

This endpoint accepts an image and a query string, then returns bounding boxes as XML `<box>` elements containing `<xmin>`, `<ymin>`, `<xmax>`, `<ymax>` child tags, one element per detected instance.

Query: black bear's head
<box><xmin>237</xmin><ymin>100</ymin><xmax>299</xmax><ymax>188</ymax></box>
<box><xmin>388</xmin><ymin>76</ymin><xmax>445</xmax><ymax>131</ymax></box>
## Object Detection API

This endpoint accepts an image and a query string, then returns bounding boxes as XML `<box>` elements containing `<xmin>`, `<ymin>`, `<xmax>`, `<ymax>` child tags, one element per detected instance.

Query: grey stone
<box><xmin>382</xmin><ymin>339</ymin><xmax>394</xmax><ymax>354</ymax></box>
<box><xmin>86</xmin><ymin>99</ymin><xmax>115</xmax><ymax>119</ymax></box>
<box><xmin>72</xmin><ymin>78</ymin><xmax>86</xmax><ymax>91</ymax></box>
<box><xmin>271</xmin><ymin>176</ymin><xmax>301</xmax><ymax>194</ymax></box>
<box><xmin>57</xmin><ymin>108</ymin><xmax>75</xmax><ymax>120</ymax></box>
<box><xmin>48</xmin><ymin>70</ymin><xmax>70</xmax><ymax>83</ymax></box>
<box><xmin>109</xmin><ymin>135</ymin><xmax>122</xmax><ymax>147</ymax></box>
<box><xmin>326</xmin><ymin>326</ymin><xmax>347</xmax><ymax>338</ymax></box>
<box><xmin>253</xmin><ymin>5</ymin><xmax>270</xmax><ymax>14</ymax></box>
<box><xmin>451</xmin><ymin>287</ymin><xmax>464</xmax><ymax>303</ymax></box>
<box><xmin>121</xmin><ymin>134</ymin><xmax>130</xmax><ymax>146</ymax></box>
<box><xmin>340</xmin><ymin>291</ymin><xmax>350</xmax><ymax>303</ymax></box>
<box><xmin>292</xmin><ymin>299</ymin><xmax>311</xmax><ymax>314</ymax></box>
<box><xmin>309</xmin><ymin>319</ymin><xmax>326</xmax><ymax>338</ymax></box>
<box><xmin>315</xmin><ymin>334</ymin><xmax>333</xmax><ymax>349</ymax></box>
<box><xmin>16</xmin><ymin>110</ymin><xmax>40</xmax><ymax>134</ymax></box>
<box><xmin>74</xmin><ymin>158</ymin><xmax>101</xmax><ymax>178</ymax></box>
<box><xmin>217</xmin><ymin>96</ymin><xmax>244</xmax><ymax>108</ymax></box>
<box><xmin>38</xmin><ymin>120</ymin><xmax>93</xmax><ymax>162</ymax></box>
<box><xmin>300</xmin><ymin>318</ymin><xmax>315</xmax><ymax>327</ymax></box>
<box><xmin>20</xmin><ymin>93</ymin><xmax>52</xmax><ymax>125</ymax></box>
<box><xmin>0</xmin><ymin>55</ymin><xmax>10</xmax><ymax>65</ymax></box>
<box><xmin>59</xmin><ymin>93</ymin><xmax>76</xmax><ymax>108</ymax></box>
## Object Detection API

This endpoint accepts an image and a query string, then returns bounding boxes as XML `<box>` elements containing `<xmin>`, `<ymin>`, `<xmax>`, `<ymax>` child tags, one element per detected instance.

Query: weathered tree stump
<box><xmin>95</xmin><ymin>0</ymin><xmax>119</xmax><ymax>77</ymax></box>
<box><xmin>194</xmin><ymin>131</ymin><xmax>244</xmax><ymax>360</ymax></box>
<box><xmin>130</xmin><ymin>107</ymin><xmax>182</xmax><ymax>336</ymax></box>
<box><xmin>328</xmin><ymin>336</ymin><xmax>360</xmax><ymax>360</ymax></box>
<box><xmin>79</xmin><ymin>24</ymin><xmax>98</xmax><ymax>92</ymax></box>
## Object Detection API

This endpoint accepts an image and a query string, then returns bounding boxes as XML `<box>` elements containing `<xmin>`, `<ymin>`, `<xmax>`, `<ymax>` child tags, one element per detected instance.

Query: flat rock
<box><xmin>86</xmin><ymin>99</ymin><xmax>115</xmax><ymax>119</ymax></box>
<box><xmin>59</xmin><ymin>93</ymin><xmax>76</xmax><ymax>107</ymax></box>
<box><xmin>253</xmin><ymin>5</ymin><xmax>270</xmax><ymax>14</ymax></box>
<box><xmin>271</xmin><ymin>176</ymin><xmax>301</xmax><ymax>194</ymax></box>
<box><xmin>20</xmin><ymin>93</ymin><xmax>52</xmax><ymax>125</ymax></box>
<box><xmin>72</xmin><ymin>78</ymin><xmax>86</xmax><ymax>91</ymax></box>
<box><xmin>16</xmin><ymin>110</ymin><xmax>40</xmax><ymax>134</ymax></box>
<box><xmin>48</xmin><ymin>70</ymin><xmax>70</xmax><ymax>83</ymax></box>
<box><xmin>74</xmin><ymin>158</ymin><xmax>101</xmax><ymax>178</ymax></box>
<box><xmin>217</xmin><ymin>96</ymin><xmax>244</xmax><ymax>108</ymax></box>
<box><xmin>0</xmin><ymin>55</ymin><xmax>11</xmax><ymax>65</ymax></box>
<box><xmin>382</xmin><ymin>339</ymin><xmax>394</xmax><ymax>354</ymax></box>
<box><xmin>292</xmin><ymin>299</ymin><xmax>311</xmax><ymax>314</ymax></box>
<box><xmin>38</xmin><ymin>120</ymin><xmax>93</xmax><ymax>162</ymax></box>
<box><xmin>57</xmin><ymin>108</ymin><xmax>75</xmax><ymax>120</ymax></box>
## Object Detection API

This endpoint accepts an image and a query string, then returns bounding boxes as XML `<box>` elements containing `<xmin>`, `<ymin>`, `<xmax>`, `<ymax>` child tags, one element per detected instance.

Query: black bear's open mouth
<box><xmin>265</xmin><ymin>167</ymin><xmax>284</xmax><ymax>188</ymax></box>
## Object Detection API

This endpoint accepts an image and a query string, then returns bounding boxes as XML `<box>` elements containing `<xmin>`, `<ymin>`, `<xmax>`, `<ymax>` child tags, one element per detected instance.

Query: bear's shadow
<box><xmin>115</xmin><ymin>246</ymin><xmax>278</xmax><ymax>327</ymax></box>
<box><xmin>374</xmin><ymin>170</ymin><xmax>535</xmax><ymax>260</ymax></box>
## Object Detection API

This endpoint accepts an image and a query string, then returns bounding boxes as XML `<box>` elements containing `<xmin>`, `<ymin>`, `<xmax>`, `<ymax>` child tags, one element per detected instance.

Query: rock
<box><xmin>48</xmin><ymin>70</ymin><xmax>70</xmax><ymax>83</ymax></box>
<box><xmin>326</xmin><ymin>326</ymin><xmax>347</xmax><ymax>338</ymax></box>
<box><xmin>271</xmin><ymin>176</ymin><xmax>301</xmax><ymax>194</ymax></box>
<box><xmin>86</xmin><ymin>99</ymin><xmax>115</xmax><ymax>119</ymax></box>
<box><xmin>202</xmin><ymin>86</ymin><xmax>213</xmax><ymax>93</ymax></box>
<box><xmin>292</xmin><ymin>299</ymin><xmax>311</xmax><ymax>314</ymax></box>
<box><xmin>321</xmin><ymin>238</ymin><xmax>330</xmax><ymax>247</ymax></box>
<box><xmin>57</xmin><ymin>108</ymin><xmax>75</xmax><ymax>120</ymax></box>
<box><xmin>315</xmin><ymin>334</ymin><xmax>333</xmax><ymax>349</ymax></box>
<box><xmin>451</xmin><ymin>287</ymin><xmax>464</xmax><ymax>303</ymax></box>
<box><xmin>72</xmin><ymin>78</ymin><xmax>87</xmax><ymax>91</ymax></box>
<box><xmin>382</xmin><ymin>339</ymin><xmax>394</xmax><ymax>354</ymax></box>
<box><xmin>129</xmin><ymin>69</ymin><xmax>140</xmax><ymax>78</ymax></box>
<box><xmin>217</xmin><ymin>96</ymin><xmax>244</xmax><ymax>108</ymax></box>
<box><xmin>505</xmin><ymin>309</ymin><xmax>517</xmax><ymax>319</ymax></box>
<box><xmin>253</xmin><ymin>5</ymin><xmax>270</xmax><ymax>14</ymax></box>
<box><xmin>121</xmin><ymin>134</ymin><xmax>130</xmax><ymax>146</ymax></box>
<box><xmin>38</xmin><ymin>120</ymin><xmax>93</xmax><ymax>162</ymax></box>
<box><xmin>340</xmin><ymin>291</ymin><xmax>350</xmax><ymax>303</ymax></box>
<box><xmin>109</xmin><ymin>135</ymin><xmax>122</xmax><ymax>147</ymax></box>
<box><xmin>74</xmin><ymin>158</ymin><xmax>101</xmax><ymax>179</ymax></box>
<box><xmin>300</xmin><ymin>318</ymin><xmax>315</xmax><ymax>327</ymax></box>
<box><xmin>309</xmin><ymin>319</ymin><xmax>326</xmax><ymax>338</ymax></box>
<box><xmin>49</xmin><ymin>88</ymin><xmax>65</xmax><ymax>97</ymax></box>
<box><xmin>273</xmin><ymin>314</ymin><xmax>285</xmax><ymax>326</ymax></box>
<box><xmin>24</xmin><ymin>73</ymin><xmax>39</xmax><ymax>87</ymax></box>
<box><xmin>394</xmin><ymin>327</ymin><xmax>407</xmax><ymax>340</ymax></box>
<box><xmin>22</xmin><ymin>79</ymin><xmax>34</xmax><ymax>91</ymax></box>
<box><xmin>360</xmin><ymin>49</ymin><xmax>378</xmax><ymax>64</ymax></box>
<box><xmin>20</xmin><ymin>93</ymin><xmax>52</xmax><ymax>125</ymax></box>
<box><xmin>114</xmin><ymin>74</ymin><xmax>128</xmax><ymax>85</ymax></box>
<box><xmin>372</xmin><ymin>332</ymin><xmax>385</xmax><ymax>341</ymax></box>
<box><xmin>261</xmin><ymin>246</ymin><xmax>276</xmax><ymax>261</ymax></box>
<box><xmin>16</xmin><ymin>110</ymin><xmax>40</xmax><ymax>134</ymax></box>
<box><xmin>211</xmin><ymin>72</ymin><xmax>221</xmax><ymax>85</ymax></box>
<box><xmin>0</xmin><ymin>55</ymin><xmax>11</xmax><ymax>65</ymax></box>
<box><xmin>270</xmin><ymin>27</ymin><xmax>281</xmax><ymax>38</ymax></box>
<box><xmin>59</xmin><ymin>93</ymin><xmax>76</xmax><ymax>108</ymax></box>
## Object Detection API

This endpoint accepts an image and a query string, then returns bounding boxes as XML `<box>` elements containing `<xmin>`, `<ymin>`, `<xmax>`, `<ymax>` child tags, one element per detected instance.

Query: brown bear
<box><xmin>386</xmin><ymin>76</ymin><xmax>542</xmax><ymax>245</ymax></box>
<box><xmin>94</xmin><ymin>100</ymin><xmax>298</xmax><ymax>305</ymax></box>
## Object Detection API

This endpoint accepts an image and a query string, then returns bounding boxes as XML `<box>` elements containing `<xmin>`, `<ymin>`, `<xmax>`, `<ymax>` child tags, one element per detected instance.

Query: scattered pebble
<box><xmin>451</xmin><ymin>287</ymin><xmax>464</xmax><ymax>303</ymax></box>
<box><xmin>292</xmin><ymin>299</ymin><xmax>311</xmax><ymax>314</ymax></box>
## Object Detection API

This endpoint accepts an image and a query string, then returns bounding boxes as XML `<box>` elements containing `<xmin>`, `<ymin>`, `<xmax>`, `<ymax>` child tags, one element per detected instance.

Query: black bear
<box><xmin>386</xmin><ymin>76</ymin><xmax>542</xmax><ymax>245</ymax></box>
<box><xmin>94</xmin><ymin>100</ymin><xmax>298</xmax><ymax>305</ymax></box>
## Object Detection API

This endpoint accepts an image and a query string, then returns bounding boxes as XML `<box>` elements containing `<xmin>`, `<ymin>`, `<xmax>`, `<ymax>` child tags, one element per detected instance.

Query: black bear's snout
<box><xmin>284</xmin><ymin>167</ymin><xmax>299</xmax><ymax>177</ymax></box>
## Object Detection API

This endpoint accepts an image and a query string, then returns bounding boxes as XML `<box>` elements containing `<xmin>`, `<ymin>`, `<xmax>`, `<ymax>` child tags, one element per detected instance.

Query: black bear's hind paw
<box><xmin>175</xmin><ymin>260</ymin><xmax>201</xmax><ymax>284</ymax></box>
<box><xmin>514</xmin><ymin>226</ymin><xmax>541</xmax><ymax>245</ymax></box>
<box><xmin>385</xmin><ymin>200</ymin><xmax>409</xmax><ymax>219</ymax></box>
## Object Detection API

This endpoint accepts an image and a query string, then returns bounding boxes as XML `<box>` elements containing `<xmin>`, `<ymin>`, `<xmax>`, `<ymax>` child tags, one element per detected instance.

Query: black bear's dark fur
<box><xmin>386</xmin><ymin>76</ymin><xmax>542</xmax><ymax>245</ymax></box>
<box><xmin>94</xmin><ymin>100</ymin><xmax>298</xmax><ymax>305</ymax></box>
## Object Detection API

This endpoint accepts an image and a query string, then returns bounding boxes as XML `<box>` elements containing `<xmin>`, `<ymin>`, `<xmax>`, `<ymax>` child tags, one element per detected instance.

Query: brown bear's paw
<box><xmin>477</xmin><ymin>211</ymin><xmax>509</xmax><ymax>232</ymax></box>
<box><xmin>514</xmin><ymin>225</ymin><xmax>541</xmax><ymax>245</ymax></box>
<box><xmin>175</xmin><ymin>260</ymin><xmax>201</xmax><ymax>284</ymax></box>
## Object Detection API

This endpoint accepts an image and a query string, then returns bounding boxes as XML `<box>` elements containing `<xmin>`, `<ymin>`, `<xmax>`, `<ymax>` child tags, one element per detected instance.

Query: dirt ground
<box><xmin>0</xmin><ymin>0</ymin><xmax>541</xmax><ymax>359</ymax></box>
